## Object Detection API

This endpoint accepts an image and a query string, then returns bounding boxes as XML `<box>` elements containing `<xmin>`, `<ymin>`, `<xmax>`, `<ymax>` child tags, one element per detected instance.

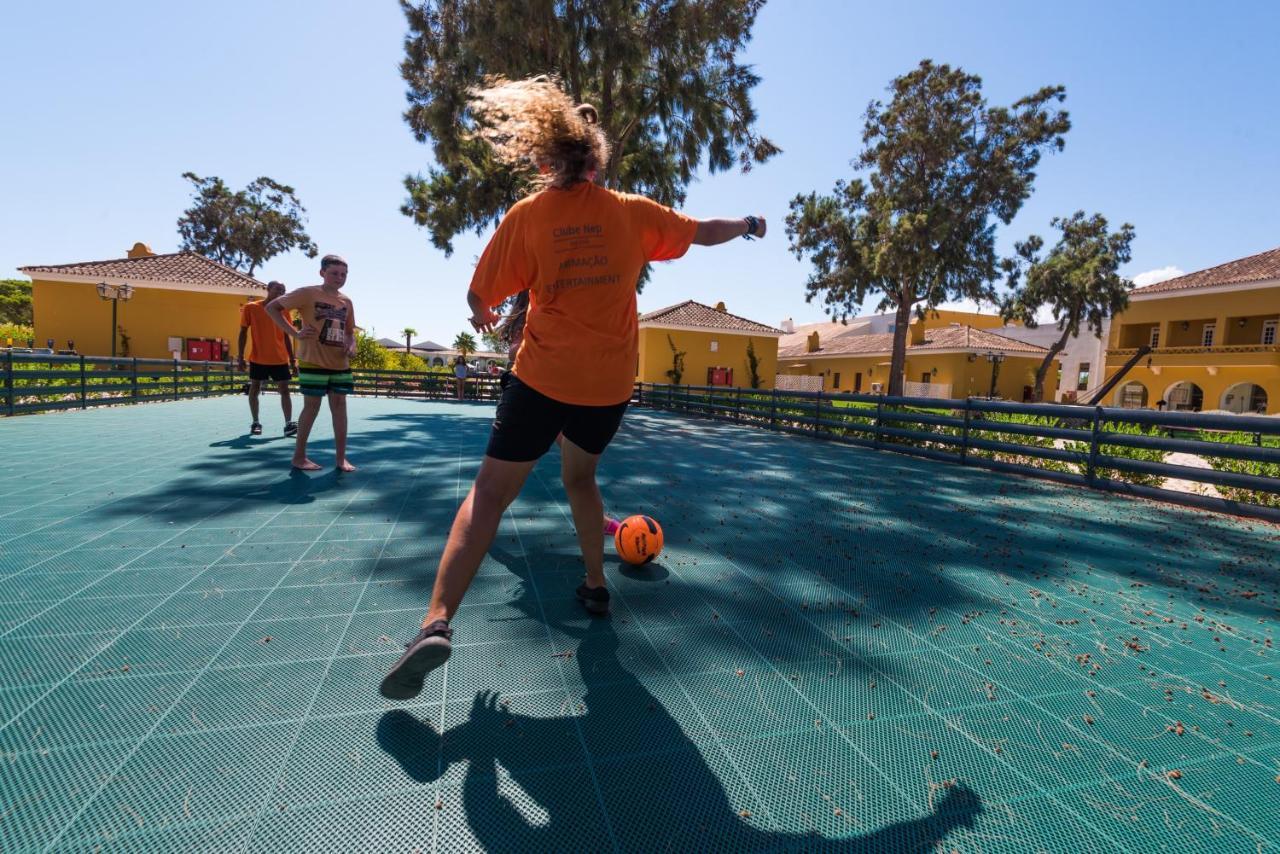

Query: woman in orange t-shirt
<box><xmin>382</xmin><ymin>77</ymin><xmax>767</xmax><ymax>700</ymax></box>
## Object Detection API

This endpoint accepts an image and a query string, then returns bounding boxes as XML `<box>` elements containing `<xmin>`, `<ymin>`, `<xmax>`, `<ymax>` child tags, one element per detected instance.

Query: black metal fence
<box><xmin>1</xmin><ymin>351</ymin><xmax>504</xmax><ymax>416</ymax></box>
<box><xmin>2</xmin><ymin>352</ymin><xmax>244</xmax><ymax>415</ymax></box>
<box><xmin>632</xmin><ymin>382</ymin><xmax>1280</xmax><ymax>522</ymax></box>
<box><xmin>5</xmin><ymin>352</ymin><xmax>1275</xmax><ymax>522</ymax></box>
<box><xmin>355</xmin><ymin>369</ymin><xmax>502</xmax><ymax>401</ymax></box>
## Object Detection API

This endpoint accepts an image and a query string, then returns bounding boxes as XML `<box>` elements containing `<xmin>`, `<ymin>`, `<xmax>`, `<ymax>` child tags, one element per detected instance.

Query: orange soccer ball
<box><xmin>613</xmin><ymin>515</ymin><xmax>664</xmax><ymax>565</ymax></box>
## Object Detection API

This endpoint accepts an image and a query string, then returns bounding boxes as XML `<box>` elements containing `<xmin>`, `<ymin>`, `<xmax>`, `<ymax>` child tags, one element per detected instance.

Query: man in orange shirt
<box><xmin>237</xmin><ymin>280</ymin><xmax>297</xmax><ymax>437</ymax></box>
<box><xmin>381</xmin><ymin>77</ymin><xmax>766</xmax><ymax>700</ymax></box>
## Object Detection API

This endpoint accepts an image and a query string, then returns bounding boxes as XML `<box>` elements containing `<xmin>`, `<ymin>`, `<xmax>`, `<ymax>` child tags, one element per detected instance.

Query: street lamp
<box><xmin>96</xmin><ymin>282</ymin><xmax>135</xmax><ymax>358</ymax></box>
<box><xmin>984</xmin><ymin>351</ymin><xmax>1006</xmax><ymax>399</ymax></box>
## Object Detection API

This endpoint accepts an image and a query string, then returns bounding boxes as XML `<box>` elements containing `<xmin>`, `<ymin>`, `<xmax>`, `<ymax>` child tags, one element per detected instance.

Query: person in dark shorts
<box><xmin>265</xmin><ymin>256</ymin><xmax>358</xmax><ymax>472</ymax></box>
<box><xmin>381</xmin><ymin>76</ymin><xmax>767</xmax><ymax>700</ymax></box>
<box><xmin>237</xmin><ymin>280</ymin><xmax>297</xmax><ymax>436</ymax></box>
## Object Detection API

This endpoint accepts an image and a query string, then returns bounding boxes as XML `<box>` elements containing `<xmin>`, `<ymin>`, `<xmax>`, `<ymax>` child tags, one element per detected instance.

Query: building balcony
<box><xmin>1107</xmin><ymin>344</ymin><xmax>1280</xmax><ymax>369</ymax></box>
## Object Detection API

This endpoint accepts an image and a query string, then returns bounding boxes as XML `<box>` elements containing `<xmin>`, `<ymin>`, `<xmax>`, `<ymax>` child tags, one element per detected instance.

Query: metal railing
<box><xmin>2</xmin><ymin>352</ymin><xmax>244</xmax><ymax>415</ymax></box>
<box><xmin>354</xmin><ymin>369</ymin><xmax>502</xmax><ymax>401</ymax></box>
<box><xmin>1</xmin><ymin>351</ymin><xmax>505</xmax><ymax>416</ymax></box>
<box><xmin>1109</xmin><ymin>344</ymin><xmax>1280</xmax><ymax>356</ymax></box>
<box><xmin>631</xmin><ymin>382</ymin><xmax>1280</xmax><ymax>523</ymax></box>
<box><xmin>5</xmin><ymin>352</ymin><xmax>1274</xmax><ymax>521</ymax></box>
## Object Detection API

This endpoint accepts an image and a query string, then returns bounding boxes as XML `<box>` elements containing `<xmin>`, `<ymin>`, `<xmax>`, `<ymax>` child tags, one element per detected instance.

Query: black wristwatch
<box><xmin>743</xmin><ymin>215</ymin><xmax>760</xmax><ymax>240</ymax></box>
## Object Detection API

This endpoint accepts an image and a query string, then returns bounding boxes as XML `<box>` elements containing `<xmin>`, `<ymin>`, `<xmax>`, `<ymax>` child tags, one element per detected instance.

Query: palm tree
<box><xmin>401</xmin><ymin>327</ymin><xmax>417</xmax><ymax>355</ymax></box>
<box><xmin>453</xmin><ymin>332</ymin><xmax>477</xmax><ymax>361</ymax></box>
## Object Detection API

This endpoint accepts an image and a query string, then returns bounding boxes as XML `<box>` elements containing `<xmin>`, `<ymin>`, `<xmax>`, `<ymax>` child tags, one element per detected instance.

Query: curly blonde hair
<box><xmin>468</xmin><ymin>76</ymin><xmax>611</xmax><ymax>189</ymax></box>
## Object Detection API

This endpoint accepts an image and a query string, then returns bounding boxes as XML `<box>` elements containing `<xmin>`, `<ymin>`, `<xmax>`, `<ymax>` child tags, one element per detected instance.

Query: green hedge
<box><xmin>1204</xmin><ymin>432</ymin><xmax>1280</xmax><ymax>508</ymax></box>
<box><xmin>966</xmin><ymin>412</ymin><xmax>1075</xmax><ymax>473</ymax></box>
<box><xmin>1064</xmin><ymin>419</ymin><xmax>1169</xmax><ymax>487</ymax></box>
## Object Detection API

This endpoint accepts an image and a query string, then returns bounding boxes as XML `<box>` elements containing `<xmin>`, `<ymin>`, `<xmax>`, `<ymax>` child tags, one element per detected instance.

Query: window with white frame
<box><xmin>709</xmin><ymin>340</ymin><xmax>718</xmax><ymax>352</ymax></box>
<box><xmin>1149</xmin><ymin>326</ymin><xmax>1160</xmax><ymax>347</ymax></box>
<box><xmin>1202</xmin><ymin>323</ymin><xmax>1216</xmax><ymax>348</ymax></box>
<box><xmin>1264</xmin><ymin>320</ymin><xmax>1277</xmax><ymax>346</ymax></box>
<box><xmin>1076</xmin><ymin>362</ymin><xmax>1090</xmax><ymax>391</ymax></box>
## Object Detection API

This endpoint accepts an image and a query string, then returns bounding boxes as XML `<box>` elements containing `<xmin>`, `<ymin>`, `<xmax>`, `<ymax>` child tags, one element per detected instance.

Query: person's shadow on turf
<box><xmin>377</xmin><ymin>620</ymin><xmax>981</xmax><ymax>851</ymax></box>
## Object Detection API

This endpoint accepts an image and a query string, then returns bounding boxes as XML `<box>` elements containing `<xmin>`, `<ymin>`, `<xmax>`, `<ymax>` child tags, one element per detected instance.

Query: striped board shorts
<box><xmin>298</xmin><ymin>365</ymin><xmax>354</xmax><ymax>397</ymax></box>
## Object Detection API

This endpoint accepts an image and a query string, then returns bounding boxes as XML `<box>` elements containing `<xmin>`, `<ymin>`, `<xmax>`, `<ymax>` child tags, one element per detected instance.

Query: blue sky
<box><xmin>3</xmin><ymin>1</ymin><xmax>1278</xmax><ymax>345</ymax></box>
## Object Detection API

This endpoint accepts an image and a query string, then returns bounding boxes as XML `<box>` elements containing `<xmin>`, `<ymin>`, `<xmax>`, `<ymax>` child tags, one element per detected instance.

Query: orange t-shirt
<box><xmin>470</xmin><ymin>182</ymin><xmax>698</xmax><ymax>405</ymax></box>
<box><xmin>240</xmin><ymin>300</ymin><xmax>290</xmax><ymax>365</ymax></box>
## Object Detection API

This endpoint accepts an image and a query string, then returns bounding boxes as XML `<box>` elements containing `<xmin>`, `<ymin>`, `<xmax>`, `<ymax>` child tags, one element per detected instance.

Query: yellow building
<box><xmin>1104</xmin><ymin>247</ymin><xmax>1279</xmax><ymax>412</ymax></box>
<box><xmin>637</xmin><ymin>300</ymin><xmax>783</xmax><ymax>388</ymax></box>
<box><xmin>777</xmin><ymin>312</ymin><xmax>1055</xmax><ymax>401</ymax></box>
<box><xmin>19</xmin><ymin>243</ymin><xmax>266</xmax><ymax>360</ymax></box>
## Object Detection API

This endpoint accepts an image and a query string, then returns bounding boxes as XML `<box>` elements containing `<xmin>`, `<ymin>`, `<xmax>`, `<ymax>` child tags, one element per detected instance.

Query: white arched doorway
<box><xmin>1221</xmin><ymin>382</ymin><xmax>1268</xmax><ymax>414</ymax></box>
<box><xmin>1115</xmin><ymin>381</ymin><xmax>1148</xmax><ymax>409</ymax></box>
<box><xmin>1163</xmin><ymin>381</ymin><xmax>1204</xmax><ymax>412</ymax></box>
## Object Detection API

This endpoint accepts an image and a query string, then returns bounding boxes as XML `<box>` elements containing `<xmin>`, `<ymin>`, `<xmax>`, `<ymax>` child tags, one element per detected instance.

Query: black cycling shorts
<box><xmin>485</xmin><ymin>373</ymin><xmax>629</xmax><ymax>462</ymax></box>
<box><xmin>249</xmin><ymin>362</ymin><xmax>291</xmax><ymax>382</ymax></box>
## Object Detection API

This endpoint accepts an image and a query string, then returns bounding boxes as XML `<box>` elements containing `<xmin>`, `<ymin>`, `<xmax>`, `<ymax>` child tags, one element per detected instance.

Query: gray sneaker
<box><xmin>379</xmin><ymin>620</ymin><xmax>452</xmax><ymax>700</ymax></box>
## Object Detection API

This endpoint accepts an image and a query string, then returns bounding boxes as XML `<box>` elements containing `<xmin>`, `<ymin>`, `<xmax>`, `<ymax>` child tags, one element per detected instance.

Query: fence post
<box><xmin>814</xmin><ymin>388</ymin><xmax>822</xmax><ymax>436</ymax></box>
<box><xmin>131</xmin><ymin>357</ymin><xmax>139</xmax><ymax>402</ymax></box>
<box><xmin>203</xmin><ymin>361</ymin><xmax>210</xmax><ymax>398</ymax></box>
<box><xmin>735</xmin><ymin>386</ymin><xmax>742</xmax><ymax>422</ymax></box>
<box><xmin>872</xmin><ymin>395</ymin><xmax>884</xmax><ymax>449</ymax></box>
<box><xmin>373</xmin><ymin>371</ymin><xmax>379</xmax><ymax>398</ymax></box>
<box><xmin>1086</xmin><ymin>406</ymin><xmax>1103</xmax><ymax>483</ymax></box>
<box><xmin>667</xmin><ymin>382</ymin><xmax>673</xmax><ymax>411</ymax></box>
<box><xmin>960</xmin><ymin>398</ymin><xmax>971</xmax><ymax>462</ymax></box>
<box><xmin>79</xmin><ymin>355</ymin><xmax>87</xmax><ymax>409</ymax></box>
<box><xmin>4</xmin><ymin>350</ymin><xmax>13</xmax><ymax>417</ymax></box>
<box><xmin>769</xmin><ymin>387</ymin><xmax>778</xmax><ymax>430</ymax></box>
<box><xmin>173</xmin><ymin>359</ymin><xmax>180</xmax><ymax>401</ymax></box>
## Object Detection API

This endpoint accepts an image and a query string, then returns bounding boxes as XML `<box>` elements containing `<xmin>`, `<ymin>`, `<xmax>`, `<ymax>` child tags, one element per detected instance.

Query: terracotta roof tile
<box><xmin>778</xmin><ymin>320</ymin><xmax>874</xmax><ymax>354</ymax></box>
<box><xmin>916</xmin><ymin>325</ymin><xmax>1048</xmax><ymax>354</ymax></box>
<box><xmin>779</xmin><ymin>330</ymin><xmax>895</xmax><ymax>358</ymax></box>
<box><xmin>1134</xmin><ymin>245</ymin><xmax>1280</xmax><ymax>295</ymax></box>
<box><xmin>20</xmin><ymin>250</ymin><xmax>265</xmax><ymax>292</ymax></box>
<box><xmin>639</xmin><ymin>300</ymin><xmax>782</xmax><ymax>334</ymax></box>
<box><xmin>778</xmin><ymin>324</ymin><xmax>1048</xmax><ymax>358</ymax></box>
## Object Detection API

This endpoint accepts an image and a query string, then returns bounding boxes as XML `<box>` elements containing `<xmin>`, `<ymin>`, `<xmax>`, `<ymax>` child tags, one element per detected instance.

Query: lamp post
<box><xmin>96</xmin><ymin>282</ymin><xmax>135</xmax><ymax>358</ymax></box>
<box><xmin>984</xmin><ymin>351</ymin><xmax>1006</xmax><ymax>399</ymax></box>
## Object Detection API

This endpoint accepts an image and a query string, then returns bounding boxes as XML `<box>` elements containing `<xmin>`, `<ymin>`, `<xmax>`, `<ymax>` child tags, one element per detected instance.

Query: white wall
<box><xmin>992</xmin><ymin>319</ymin><xmax>1109</xmax><ymax>402</ymax></box>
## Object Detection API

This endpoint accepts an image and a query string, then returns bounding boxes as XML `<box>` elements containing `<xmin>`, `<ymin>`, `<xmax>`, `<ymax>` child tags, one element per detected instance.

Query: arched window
<box><xmin>1116</xmin><ymin>381</ymin><xmax>1148</xmax><ymax>409</ymax></box>
<box><xmin>1164</xmin><ymin>381</ymin><xmax>1204</xmax><ymax>412</ymax></box>
<box><xmin>1220</xmin><ymin>383</ymin><xmax>1268</xmax><ymax>414</ymax></box>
